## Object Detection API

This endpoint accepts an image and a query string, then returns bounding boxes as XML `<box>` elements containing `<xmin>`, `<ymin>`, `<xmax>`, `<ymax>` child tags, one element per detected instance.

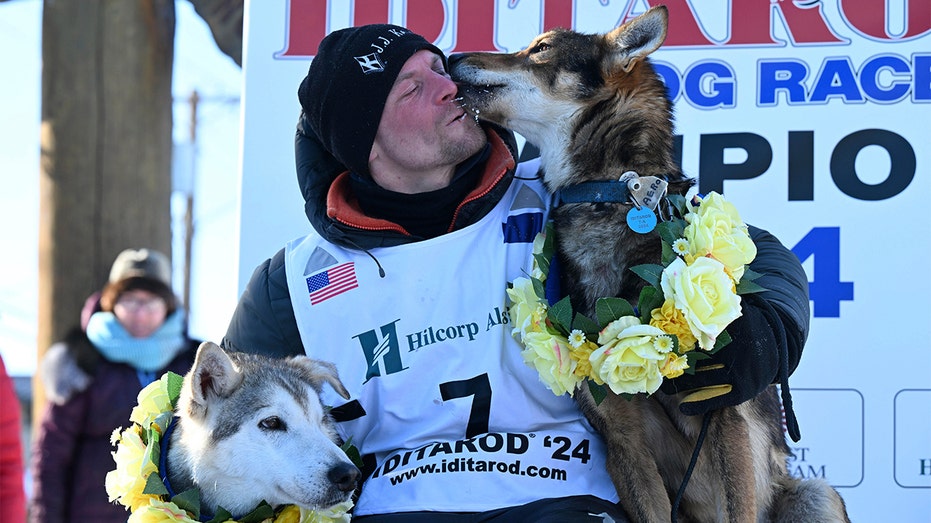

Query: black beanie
<box><xmin>298</xmin><ymin>25</ymin><xmax>445</xmax><ymax>177</ymax></box>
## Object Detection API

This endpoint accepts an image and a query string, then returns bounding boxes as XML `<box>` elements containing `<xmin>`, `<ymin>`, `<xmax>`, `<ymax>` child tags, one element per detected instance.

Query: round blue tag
<box><xmin>626</xmin><ymin>206</ymin><xmax>657</xmax><ymax>234</ymax></box>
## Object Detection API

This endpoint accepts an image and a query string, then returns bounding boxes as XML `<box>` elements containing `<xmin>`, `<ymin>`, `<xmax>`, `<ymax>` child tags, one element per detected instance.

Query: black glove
<box><xmin>661</xmin><ymin>293</ymin><xmax>780</xmax><ymax>415</ymax></box>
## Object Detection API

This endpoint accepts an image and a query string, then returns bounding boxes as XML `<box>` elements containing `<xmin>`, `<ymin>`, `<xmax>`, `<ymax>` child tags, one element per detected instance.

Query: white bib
<box><xmin>285</xmin><ymin>169</ymin><xmax>617</xmax><ymax>515</ymax></box>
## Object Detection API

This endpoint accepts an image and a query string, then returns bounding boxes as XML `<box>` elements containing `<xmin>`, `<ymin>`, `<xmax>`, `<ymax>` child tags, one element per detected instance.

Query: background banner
<box><xmin>237</xmin><ymin>1</ymin><xmax>931</xmax><ymax>520</ymax></box>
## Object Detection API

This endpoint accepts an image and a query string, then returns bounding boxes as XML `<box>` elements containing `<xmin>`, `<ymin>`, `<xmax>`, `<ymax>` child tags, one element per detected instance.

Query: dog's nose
<box><xmin>328</xmin><ymin>463</ymin><xmax>361</xmax><ymax>492</ymax></box>
<box><xmin>447</xmin><ymin>53</ymin><xmax>465</xmax><ymax>71</ymax></box>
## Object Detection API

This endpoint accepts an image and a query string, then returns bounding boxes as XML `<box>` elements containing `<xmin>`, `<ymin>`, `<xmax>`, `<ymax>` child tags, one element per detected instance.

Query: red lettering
<box><xmin>276</xmin><ymin>0</ymin><xmax>928</xmax><ymax>59</ymax></box>
<box><xmin>729</xmin><ymin>0</ymin><xmax>844</xmax><ymax>45</ymax></box>
<box><xmin>406</xmin><ymin>0</ymin><xmax>445</xmax><ymax>44</ymax></box>
<box><xmin>353</xmin><ymin>0</ymin><xmax>389</xmax><ymax>26</ymax></box>
<box><xmin>542</xmin><ymin>0</ymin><xmax>573</xmax><ymax>32</ymax></box>
<box><xmin>450</xmin><ymin>0</ymin><xmax>500</xmax><ymax>52</ymax></box>
<box><xmin>727</xmin><ymin>0</ymin><xmax>844</xmax><ymax>45</ymax></box>
<box><xmin>276</xmin><ymin>0</ymin><xmax>326</xmax><ymax>57</ymax></box>
<box><xmin>654</xmin><ymin>0</ymin><xmax>715</xmax><ymax>46</ymax></box>
<box><xmin>840</xmin><ymin>0</ymin><xmax>931</xmax><ymax>40</ymax></box>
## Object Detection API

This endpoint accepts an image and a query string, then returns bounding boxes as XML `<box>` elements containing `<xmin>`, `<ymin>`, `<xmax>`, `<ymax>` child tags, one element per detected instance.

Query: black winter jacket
<box><xmin>30</xmin><ymin>330</ymin><xmax>198</xmax><ymax>523</ymax></box>
<box><xmin>223</xmin><ymin>114</ymin><xmax>810</xmax><ymax>437</ymax></box>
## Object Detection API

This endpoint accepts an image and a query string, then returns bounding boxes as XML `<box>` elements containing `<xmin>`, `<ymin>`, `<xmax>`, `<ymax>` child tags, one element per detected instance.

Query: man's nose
<box><xmin>434</xmin><ymin>73</ymin><xmax>458</xmax><ymax>103</ymax></box>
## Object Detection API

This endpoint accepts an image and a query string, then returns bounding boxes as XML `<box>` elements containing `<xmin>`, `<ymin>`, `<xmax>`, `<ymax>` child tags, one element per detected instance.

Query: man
<box><xmin>223</xmin><ymin>25</ymin><xmax>809</xmax><ymax>522</ymax></box>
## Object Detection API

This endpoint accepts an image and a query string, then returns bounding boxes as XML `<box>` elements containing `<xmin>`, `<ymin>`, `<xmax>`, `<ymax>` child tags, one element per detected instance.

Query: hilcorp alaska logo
<box><xmin>353</xmin><ymin>307</ymin><xmax>510</xmax><ymax>381</ymax></box>
<box><xmin>277</xmin><ymin>0</ymin><xmax>930</xmax><ymax>57</ymax></box>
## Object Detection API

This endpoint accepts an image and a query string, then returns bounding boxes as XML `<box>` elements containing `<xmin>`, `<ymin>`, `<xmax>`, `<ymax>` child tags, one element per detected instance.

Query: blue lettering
<box><xmin>653</xmin><ymin>61</ymin><xmax>682</xmax><ymax>102</ymax></box>
<box><xmin>810</xmin><ymin>58</ymin><xmax>863</xmax><ymax>103</ymax></box>
<box><xmin>915</xmin><ymin>54</ymin><xmax>931</xmax><ymax>101</ymax></box>
<box><xmin>684</xmin><ymin>61</ymin><xmax>735</xmax><ymax>108</ymax></box>
<box><xmin>758</xmin><ymin>59</ymin><xmax>809</xmax><ymax>106</ymax></box>
<box><xmin>860</xmin><ymin>55</ymin><xmax>911</xmax><ymax>103</ymax></box>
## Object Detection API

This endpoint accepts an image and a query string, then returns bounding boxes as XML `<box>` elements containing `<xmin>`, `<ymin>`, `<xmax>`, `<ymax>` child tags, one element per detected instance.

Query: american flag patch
<box><xmin>306</xmin><ymin>262</ymin><xmax>358</xmax><ymax>305</ymax></box>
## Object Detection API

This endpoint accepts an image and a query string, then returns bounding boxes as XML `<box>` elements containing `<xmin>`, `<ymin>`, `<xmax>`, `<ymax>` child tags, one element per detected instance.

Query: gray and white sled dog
<box><xmin>450</xmin><ymin>6</ymin><xmax>849</xmax><ymax>523</ymax></box>
<box><xmin>165</xmin><ymin>342</ymin><xmax>360</xmax><ymax>515</ymax></box>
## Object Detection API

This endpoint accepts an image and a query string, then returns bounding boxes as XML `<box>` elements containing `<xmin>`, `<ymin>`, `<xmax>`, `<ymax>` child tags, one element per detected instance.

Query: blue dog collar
<box><xmin>557</xmin><ymin>181</ymin><xmax>632</xmax><ymax>205</ymax></box>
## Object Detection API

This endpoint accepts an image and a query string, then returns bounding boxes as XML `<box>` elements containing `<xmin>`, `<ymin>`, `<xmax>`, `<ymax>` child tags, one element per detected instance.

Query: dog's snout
<box><xmin>328</xmin><ymin>462</ymin><xmax>361</xmax><ymax>492</ymax></box>
<box><xmin>447</xmin><ymin>53</ymin><xmax>465</xmax><ymax>71</ymax></box>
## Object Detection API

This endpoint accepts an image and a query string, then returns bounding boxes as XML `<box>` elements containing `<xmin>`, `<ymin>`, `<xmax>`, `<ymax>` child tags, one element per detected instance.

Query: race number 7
<box><xmin>440</xmin><ymin>374</ymin><xmax>492</xmax><ymax>438</ymax></box>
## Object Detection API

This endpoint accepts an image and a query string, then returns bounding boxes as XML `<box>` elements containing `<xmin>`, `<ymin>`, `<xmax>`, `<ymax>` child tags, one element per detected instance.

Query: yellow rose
<box><xmin>274</xmin><ymin>505</ymin><xmax>302</xmax><ymax>523</ymax></box>
<box><xmin>570</xmin><ymin>340</ymin><xmax>598</xmax><ymax>381</ymax></box>
<box><xmin>659</xmin><ymin>352</ymin><xmax>689</xmax><ymax>379</ymax></box>
<box><xmin>106</xmin><ymin>428</ymin><xmax>159</xmax><ymax>511</ymax></box>
<box><xmin>684</xmin><ymin>192</ymin><xmax>756</xmax><ymax>282</ymax></box>
<box><xmin>127</xmin><ymin>499</ymin><xmax>193</xmax><ymax>523</ymax></box>
<box><xmin>521</xmin><ymin>331</ymin><xmax>582</xmax><ymax>396</ymax></box>
<box><xmin>661</xmin><ymin>257</ymin><xmax>742</xmax><ymax>351</ymax></box>
<box><xmin>130</xmin><ymin>374</ymin><xmax>174</xmax><ymax>427</ymax></box>
<box><xmin>649</xmin><ymin>300</ymin><xmax>698</xmax><ymax>352</ymax></box>
<box><xmin>590</xmin><ymin>317</ymin><xmax>666</xmax><ymax>395</ymax></box>
<box><xmin>297</xmin><ymin>500</ymin><xmax>354</xmax><ymax>523</ymax></box>
<box><xmin>507</xmin><ymin>277</ymin><xmax>547</xmax><ymax>339</ymax></box>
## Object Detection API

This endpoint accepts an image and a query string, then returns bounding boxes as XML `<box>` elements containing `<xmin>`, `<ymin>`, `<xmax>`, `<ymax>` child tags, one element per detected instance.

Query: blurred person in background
<box><xmin>1</xmin><ymin>354</ymin><xmax>26</xmax><ymax>522</ymax></box>
<box><xmin>29</xmin><ymin>249</ymin><xmax>199</xmax><ymax>523</ymax></box>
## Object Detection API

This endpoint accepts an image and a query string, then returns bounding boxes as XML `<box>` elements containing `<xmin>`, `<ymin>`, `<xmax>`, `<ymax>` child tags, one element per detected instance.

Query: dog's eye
<box><xmin>531</xmin><ymin>42</ymin><xmax>551</xmax><ymax>53</ymax></box>
<box><xmin>259</xmin><ymin>416</ymin><xmax>286</xmax><ymax>431</ymax></box>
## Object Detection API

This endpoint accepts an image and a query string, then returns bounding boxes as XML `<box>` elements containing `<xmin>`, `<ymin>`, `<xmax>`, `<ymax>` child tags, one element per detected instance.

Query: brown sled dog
<box><xmin>450</xmin><ymin>6</ymin><xmax>849</xmax><ymax>523</ymax></box>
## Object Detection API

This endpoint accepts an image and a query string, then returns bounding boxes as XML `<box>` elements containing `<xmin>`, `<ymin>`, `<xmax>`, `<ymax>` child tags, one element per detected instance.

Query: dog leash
<box><xmin>671</xmin><ymin>410</ymin><xmax>713</xmax><ymax>523</ymax></box>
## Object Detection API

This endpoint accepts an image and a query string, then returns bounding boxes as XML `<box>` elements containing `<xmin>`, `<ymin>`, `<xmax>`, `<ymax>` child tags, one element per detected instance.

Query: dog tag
<box><xmin>627</xmin><ymin>206</ymin><xmax>657</xmax><ymax>234</ymax></box>
<box><xmin>628</xmin><ymin>176</ymin><xmax>668</xmax><ymax>211</ymax></box>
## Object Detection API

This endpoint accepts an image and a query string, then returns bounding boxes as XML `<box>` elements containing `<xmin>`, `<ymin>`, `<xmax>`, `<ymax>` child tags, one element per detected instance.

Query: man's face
<box><xmin>369</xmin><ymin>50</ymin><xmax>487</xmax><ymax>193</ymax></box>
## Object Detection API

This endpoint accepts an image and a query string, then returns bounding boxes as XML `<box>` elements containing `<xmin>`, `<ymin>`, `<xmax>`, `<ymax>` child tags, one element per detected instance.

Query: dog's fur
<box><xmin>164</xmin><ymin>342</ymin><xmax>360</xmax><ymax>516</ymax></box>
<box><xmin>450</xmin><ymin>7</ymin><xmax>849</xmax><ymax>522</ymax></box>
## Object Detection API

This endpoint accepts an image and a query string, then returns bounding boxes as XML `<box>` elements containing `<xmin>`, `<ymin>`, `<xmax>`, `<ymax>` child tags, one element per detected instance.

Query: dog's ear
<box><xmin>605</xmin><ymin>5</ymin><xmax>668</xmax><ymax>73</ymax></box>
<box><xmin>291</xmin><ymin>356</ymin><xmax>351</xmax><ymax>400</ymax></box>
<box><xmin>184</xmin><ymin>342</ymin><xmax>244</xmax><ymax>418</ymax></box>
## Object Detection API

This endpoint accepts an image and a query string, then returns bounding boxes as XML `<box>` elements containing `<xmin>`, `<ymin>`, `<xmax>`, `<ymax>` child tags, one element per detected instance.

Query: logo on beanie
<box><xmin>355</xmin><ymin>52</ymin><xmax>386</xmax><ymax>74</ymax></box>
<box><xmin>353</xmin><ymin>28</ymin><xmax>412</xmax><ymax>74</ymax></box>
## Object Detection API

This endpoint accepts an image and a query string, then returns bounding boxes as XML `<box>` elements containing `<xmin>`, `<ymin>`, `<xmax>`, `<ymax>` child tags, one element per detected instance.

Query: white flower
<box><xmin>653</xmin><ymin>334</ymin><xmax>674</xmax><ymax>353</ymax></box>
<box><xmin>568</xmin><ymin>329</ymin><xmax>587</xmax><ymax>348</ymax></box>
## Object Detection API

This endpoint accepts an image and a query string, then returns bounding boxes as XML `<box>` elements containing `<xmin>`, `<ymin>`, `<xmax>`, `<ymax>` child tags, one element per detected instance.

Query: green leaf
<box><xmin>531</xmin><ymin>276</ymin><xmax>546</xmax><ymax>301</ymax></box>
<box><xmin>660</xmin><ymin>240</ymin><xmax>677</xmax><ymax>266</ymax></box>
<box><xmin>142</xmin><ymin>471</ymin><xmax>169</xmax><ymax>496</ymax></box>
<box><xmin>595</xmin><ymin>297</ymin><xmax>635</xmax><ymax>327</ymax></box>
<box><xmin>572</xmin><ymin>313</ymin><xmax>600</xmax><ymax>338</ymax></box>
<box><xmin>736</xmin><ymin>278</ymin><xmax>767</xmax><ymax>295</ymax></box>
<box><xmin>165</xmin><ymin>371</ymin><xmax>184</xmax><ymax>406</ymax></box>
<box><xmin>656</xmin><ymin>220</ymin><xmax>684</xmax><ymax>246</ymax></box>
<box><xmin>533</xmin><ymin>252</ymin><xmax>550</xmax><ymax>277</ymax></box>
<box><xmin>171</xmin><ymin>488</ymin><xmax>202</xmax><ymax>519</ymax></box>
<box><xmin>710</xmin><ymin>329</ymin><xmax>732</xmax><ymax>353</ymax></box>
<box><xmin>684</xmin><ymin>350</ymin><xmax>711</xmax><ymax>374</ymax></box>
<box><xmin>548</xmin><ymin>296</ymin><xmax>574</xmax><ymax>336</ymax></box>
<box><xmin>667</xmin><ymin>194</ymin><xmax>689</xmax><ymax>217</ymax></box>
<box><xmin>630</xmin><ymin>264</ymin><xmax>664</xmax><ymax>289</ymax></box>
<box><xmin>588</xmin><ymin>381</ymin><xmax>608</xmax><ymax>405</ymax></box>
<box><xmin>237</xmin><ymin>501</ymin><xmax>276</xmax><ymax>523</ymax></box>
<box><xmin>205</xmin><ymin>507</ymin><xmax>234</xmax><ymax>523</ymax></box>
<box><xmin>741</xmin><ymin>267</ymin><xmax>764</xmax><ymax>282</ymax></box>
<box><xmin>341</xmin><ymin>438</ymin><xmax>364</xmax><ymax>469</ymax></box>
<box><xmin>637</xmin><ymin>286</ymin><xmax>664</xmax><ymax>324</ymax></box>
<box><xmin>144</xmin><ymin>429</ymin><xmax>161</xmax><ymax>475</ymax></box>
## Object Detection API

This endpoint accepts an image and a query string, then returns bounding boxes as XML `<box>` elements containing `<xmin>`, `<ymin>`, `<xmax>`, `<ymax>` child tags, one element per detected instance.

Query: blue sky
<box><xmin>0</xmin><ymin>0</ymin><xmax>243</xmax><ymax>376</ymax></box>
